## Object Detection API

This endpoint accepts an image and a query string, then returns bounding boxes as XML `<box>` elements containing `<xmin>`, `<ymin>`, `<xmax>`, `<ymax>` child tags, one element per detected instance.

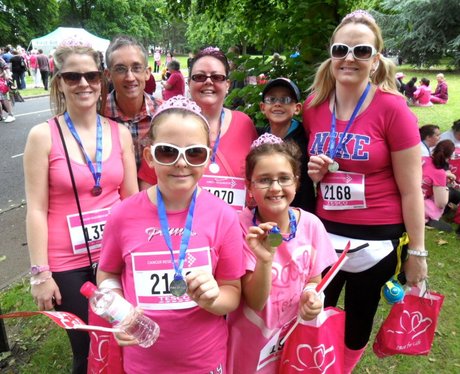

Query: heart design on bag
<box><xmin>392</xmin><ymin>310</ymin><xmax>433</xmax><ymax>340</ymax></box>
<box><xmin>287</xmin><ymin>343</ymin><xmax>336</xmax><ymax>372</ymax></box>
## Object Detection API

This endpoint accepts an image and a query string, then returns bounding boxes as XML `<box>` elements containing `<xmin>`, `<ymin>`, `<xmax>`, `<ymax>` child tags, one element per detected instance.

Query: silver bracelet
<box><xmin>30</xmin><ymin>272</ymin><xmax>53</xmax><ymax>285</ymax></box>
<box><xmin>407</xmin><ymin>249</ymin><xmax>428</xmax><ymax>257</ymax></box>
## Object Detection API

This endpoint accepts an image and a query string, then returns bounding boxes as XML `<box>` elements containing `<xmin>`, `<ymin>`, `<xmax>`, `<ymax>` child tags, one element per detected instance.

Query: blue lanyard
<box><xmin>210</xmin><ymin>109</ymin><xmax>225</xmax><ymax>164</ymax></box>
<box><xmin>64</xmin><ymin>112</ymin><xmax>102</xmax><ymax>193</ymax></box>
<box><xmin>252</xmin><ymin>208</ymin><xmax>297</xmax><ymax>242</ymax></box>
<box><xmin>329</xmin><ymin>83</ymin><xmax>371</xmax><ymax>160</ymax></box>
<box><xmin>157</xmin><ymin>188</ymin><xmax>197</xmax><ymax>279</ymax></box>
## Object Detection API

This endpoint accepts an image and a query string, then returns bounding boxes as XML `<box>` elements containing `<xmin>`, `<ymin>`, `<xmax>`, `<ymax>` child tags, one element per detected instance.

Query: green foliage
<box><xmin>0</xmin><ymin>0</ymin><xmax>59</xmax><ymax>47</ymax></box>
<box><xmin>375</xmin><ymin>0</ymin><xmax>460</xmax><ymax>68</ymax></box>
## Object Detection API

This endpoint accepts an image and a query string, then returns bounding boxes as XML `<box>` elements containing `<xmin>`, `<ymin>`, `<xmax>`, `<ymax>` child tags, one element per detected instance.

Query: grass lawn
<box><xmin>2</xmin><ymin>65</ymin><xmax>459</xmax><ymax>372</ymax></box>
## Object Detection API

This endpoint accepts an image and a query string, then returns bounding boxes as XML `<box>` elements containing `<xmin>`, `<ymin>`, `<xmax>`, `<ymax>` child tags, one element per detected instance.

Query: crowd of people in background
<box><xmin>7</xmin><ymin>6</ymin><xmax>457</xmax><ymax>374</ymax></box>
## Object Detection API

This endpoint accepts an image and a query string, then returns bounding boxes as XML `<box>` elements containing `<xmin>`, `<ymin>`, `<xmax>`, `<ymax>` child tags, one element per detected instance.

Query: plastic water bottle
<box><xmin>80</xmin><ymin>282</ymin><xmax>160</xmax><ymax>348</ymax></box>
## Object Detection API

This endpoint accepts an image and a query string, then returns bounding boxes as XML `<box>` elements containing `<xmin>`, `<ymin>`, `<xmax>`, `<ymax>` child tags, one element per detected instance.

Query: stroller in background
<box><xmin>7</xmin><ymin>79</ymin><xmax>24</xmax><ymax>105</ymax></box>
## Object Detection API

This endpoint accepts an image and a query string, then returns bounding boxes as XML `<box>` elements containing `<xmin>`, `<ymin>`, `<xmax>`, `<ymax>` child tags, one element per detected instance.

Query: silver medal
<box><xmin>209</xmin><ymin>163</ymin><xmax>220</xmax><ymax>174</ymax></box>
<box><xmin>170</xmin><ymin>278</ymin><xmax>188</xmax><ymax>297</ymax></box>
<box><xmin>267</xmin><ymin>227</ymin><xmax>283</xmax><ymax>247</ymax></box>
<box><xmin>328</xmin><ymin>161</ymin><xmax>339</xmax><ymax>173</ymax></box>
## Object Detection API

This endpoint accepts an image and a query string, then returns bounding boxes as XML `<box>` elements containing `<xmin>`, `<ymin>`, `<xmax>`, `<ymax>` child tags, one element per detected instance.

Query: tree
<box><xmin>0</xmin><ymin>0</ymin><xmax>59</xmax><ymax>48</ymax></box>
<box><xmin>375</xmin><ymin>0</ymin><xmax>460</xmax><ymax>68</ymax></box>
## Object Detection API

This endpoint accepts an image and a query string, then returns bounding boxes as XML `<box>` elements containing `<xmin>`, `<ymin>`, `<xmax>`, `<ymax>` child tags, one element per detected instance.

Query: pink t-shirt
<box><xmin>163</xmin><ymin>70</ymin><xmax>185</xmax><ymax>100</ymax></box>
<box><xmin>99</xmin><ymin>189</ymin><xmax>245</xmax><ymax>373</ymax></box>
<box><xmin>29</xmin><ymin>54</ymin><xmax>37</xmax><ymax>69</ymax></box>
<box><xmin>422</xmin><ymin>157</ymin><xmax>446</xmax><ymax>199</ymax></box>
<box><xmin>414</xmin><ymin>85</ymin><xmax>432</xmax><ymax>105</ymax></box>
<box><xmin>303</xmin><ymin>89</ymin><xmax>419</xmax><ymax>225</ymax></box>
<box><xmin>47</xmin><ymin>118</ymin><xmax>124</xmax><ymax>271</ymax></box>
<box><xmin>227</xmin><ymin>208</ymin><xmax>337</xmax><ymax>373</ymax></box>
<box><xmin>138</xmin><ymin>110</ymin><xmax>257</xmax><ymax>210</ymax></box>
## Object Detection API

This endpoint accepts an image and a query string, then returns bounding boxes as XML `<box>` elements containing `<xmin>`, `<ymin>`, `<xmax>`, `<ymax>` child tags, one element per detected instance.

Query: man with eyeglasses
<box><xmin>103</xmin><ymin>35</ymin><xmax>162</xmax><ymax>171</ymax></box>
<box><xmin>258</xmin><ymin>78</ymin><xmax>316</xmax><ymax>213</ymax></box>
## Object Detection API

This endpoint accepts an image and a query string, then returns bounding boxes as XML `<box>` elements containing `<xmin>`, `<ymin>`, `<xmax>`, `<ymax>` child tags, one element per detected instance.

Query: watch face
<box><xmin>30</xmin><ymin>266</ymin><xmax>40</xmax><ymax>275</ymax></box>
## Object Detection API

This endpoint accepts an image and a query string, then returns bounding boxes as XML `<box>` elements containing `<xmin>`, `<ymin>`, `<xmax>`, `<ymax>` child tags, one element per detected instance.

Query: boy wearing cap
<box><xmin>258</xmin><ymin>77</ymin><xmax>316</xmax><ymax>213</ymax></box>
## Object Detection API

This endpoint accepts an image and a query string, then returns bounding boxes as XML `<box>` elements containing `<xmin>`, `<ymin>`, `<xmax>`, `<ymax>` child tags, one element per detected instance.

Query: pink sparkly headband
<box><xmin>250</xmin><ymin>133</ymin><xmax>284</xmax><ymax>149</ymax></box>
<box><xmin>152</xmin><ymin>95</ymin><xmax>210</xmax><ymax>128</ymax></box>
<box><xmin>342</xmin><ymin>9</ymin><xmax>375</xmax><ymax>23</ymax></box>
<box><xmin>58</xmin><ymin>37</ymin><xmax>93</xmax><ymax>48</ymax></box>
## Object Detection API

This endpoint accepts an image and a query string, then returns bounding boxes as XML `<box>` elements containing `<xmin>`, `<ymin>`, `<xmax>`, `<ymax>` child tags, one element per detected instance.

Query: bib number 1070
<box><xmin>323</xmin><ymin>185</ymin><xmax>351</xmax><ymax>200</ymax></box>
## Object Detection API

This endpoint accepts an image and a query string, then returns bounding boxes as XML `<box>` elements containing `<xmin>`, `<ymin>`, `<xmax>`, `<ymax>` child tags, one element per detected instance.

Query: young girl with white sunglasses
<box><xmin>227</xmin><ymin>133</ymin><xmax>337</xmax><ymax>373</ymax></box>
<box><xmin>97</xmin><ymin>95</ymin><xmax>244</xmax><ymax>373</ymax></box>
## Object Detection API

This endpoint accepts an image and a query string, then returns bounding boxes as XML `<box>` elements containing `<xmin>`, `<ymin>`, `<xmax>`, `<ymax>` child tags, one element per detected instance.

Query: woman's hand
<box><xmin>403</xmin><ymin>255</ymin><xmax>428</xmax><ymax>287</ymax></box>
<box><xmin>308</xmin><ymin>154</ymin><xmax>334</xmax><ymax>183</ymax></box>
<box><xmin>245</xmin><ymin>222</ymin><xmax>278</xmax><ymax>263</ymax></box>
<box><xmin>31</xmin><ymin>276</ymin><xmax>61</xmax><ymax>311</ymax></box>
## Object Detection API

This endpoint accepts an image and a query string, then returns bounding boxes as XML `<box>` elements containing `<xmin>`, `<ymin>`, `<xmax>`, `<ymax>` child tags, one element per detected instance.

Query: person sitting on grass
<box><xmin>413</xmin><ymin>78</ymin><xmax>433</xmax><ymax>107</ymax></box>
<box><xmin>430</xmin><ymin>73</ymin><xmax>448</xmax><ymax>104</ymax></box>
<box><xmin>422</xmin><ymin>139</ymin><xmax>454</xmax><ymax>232</ymax></box>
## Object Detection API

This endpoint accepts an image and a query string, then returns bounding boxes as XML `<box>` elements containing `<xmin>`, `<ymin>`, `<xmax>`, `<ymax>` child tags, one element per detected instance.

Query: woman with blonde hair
<box><xmin>303</xmin><ymin>10</ymin><xmax>427</xmax><ymax>373</ymax></box>
<box><xmin>24</xmin><ymin>41</ymin><xmax>137</xmax><ymax>373</ymax></box>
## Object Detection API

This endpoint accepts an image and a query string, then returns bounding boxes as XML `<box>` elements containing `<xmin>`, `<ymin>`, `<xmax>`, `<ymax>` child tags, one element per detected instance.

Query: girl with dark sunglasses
<box><xmin>138</xmin><ymin>46</ymin><xmax>258</xmax><ymax>211</ymax></box>
<box><xmin>97</xmin><ymin>95</ymin><xmax>245</xmax><ymax>373</ymax></box>
<box><xmin>303</xmin><ymin>10</ymin><xmax>427</xmax><ymax>373</ymax></box>
<box><xmin>23</xmin><ymin>41</ymin><xmax>138</xmax><ymax>373</ymax></box>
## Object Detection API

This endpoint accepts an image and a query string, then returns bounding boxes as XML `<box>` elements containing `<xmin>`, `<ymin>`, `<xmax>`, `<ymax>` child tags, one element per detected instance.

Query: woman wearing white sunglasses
<box><xmin>303</xmin><ymin>10</ymin><xmax>427</xmax><ymax>373</ymax></box>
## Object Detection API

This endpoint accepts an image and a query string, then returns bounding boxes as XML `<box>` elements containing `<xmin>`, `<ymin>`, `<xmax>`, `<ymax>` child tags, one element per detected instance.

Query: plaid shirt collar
<box><xmin>104</xmin><ymin>91</ymin><xmax>160</xmax><ymax>123</ymax></box>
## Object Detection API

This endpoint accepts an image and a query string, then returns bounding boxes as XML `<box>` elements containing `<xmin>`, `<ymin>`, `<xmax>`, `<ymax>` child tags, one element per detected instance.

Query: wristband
<box><xmin>303</xmin><ymin>283</ymin><xmax>319</xmax><ymax>294</ymax></box>
<box><xmin>30</xmin><ymin>272</ymin><xmax>52</xmax><ymax>286</ymax></box>
<box><xmin>407</xmin><ymin>249</ymin><xmax>428</xmax><ymax>257</ymax></box>
<box><xmin>99</xmin><ymin>278</ymin><xmax>122</xmax><ymax>290</ymax></box>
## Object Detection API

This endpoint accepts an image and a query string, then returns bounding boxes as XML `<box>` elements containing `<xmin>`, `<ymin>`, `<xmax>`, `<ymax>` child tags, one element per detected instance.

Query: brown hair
<box><xmin>432</xmin><ymin>139</ymin><xmax>455</xmax><ymax>170</ymax></box>
<box><xmin>245</xmin><ymin>141</ymin><xmax>301</xmax><ymax>183</ymax></box>
<box><xmin>308</xmin><ymin>12</ymin><xmax>399</xmax><ymax>108</ymax></box>
<box><xmin>147</xmin><ymin>108</ymin><xmax>210</xmax><ymax>147</ymax></box>
<box><xmin>188</xmin><ymin>47</ymin><xmax>230</xmax><ymax>77</ymax></box>
<box><xmin>50</xmin><ymin>45</ymin><xmax>107</xmax><ymax>115</ymax></box>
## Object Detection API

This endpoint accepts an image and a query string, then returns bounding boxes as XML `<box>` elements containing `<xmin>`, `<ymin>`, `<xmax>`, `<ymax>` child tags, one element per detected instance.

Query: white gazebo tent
<box><xmin>29</xmin><ymin>27</ymin><xmax>110</xmax><ymax>55</ymax></box>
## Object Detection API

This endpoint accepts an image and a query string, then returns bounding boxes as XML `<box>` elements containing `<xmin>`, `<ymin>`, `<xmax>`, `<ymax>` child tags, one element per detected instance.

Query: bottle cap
<box><xmin>80</xmin><ymin>281</ymin><xmax>97</xmax><ymax>298</ymax></box>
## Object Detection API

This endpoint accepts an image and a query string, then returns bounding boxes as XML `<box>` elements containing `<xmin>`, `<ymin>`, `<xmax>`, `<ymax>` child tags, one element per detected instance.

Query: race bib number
<box><xmin>132</xmin><ymin>247</ymin><xmax>212</xmax><ymax>310</ymax></box>
<box><xmin>66</xmin><ymin>208</ymin><xmax>110</xmax><ymax>254</ymax></box>
<box><xmin>257</xmin><ymin>318</ymin><xmax>295</xmax><ymax>370</ymax></box>
<box><xmin>321</xmin><ymin>171</ymin><xmax>366</xmax><ymax>210</ymax></box>
<box><xmin>200</xmin><ymin>175</ymin><xmax>246</xmax><ymax>211</ymax></box>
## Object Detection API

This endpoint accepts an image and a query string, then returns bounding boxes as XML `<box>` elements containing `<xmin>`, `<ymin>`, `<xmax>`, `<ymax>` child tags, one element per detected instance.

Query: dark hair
<box><xmin>189</xmin><ymin>47</ymin><xmax>230</xmax><ymax>77</ymax></box>
<box><xmin>167</xmin><ymin>60</ymin><xmax>180</xmax><ymax>71</ymax></box>
<box><xmin>419</xmin><ymin>124</ymin><xmax>440</xmax><ymax>140</ymax></box>
<box><xmin>245</xmin><ymin>141</ymin><xmax>302</xmax><ymax>182</ymax></box>
<box><xmin>420</xmin><ymin>77</ymin><xmax>430</xmax><ymax>86</ymax></box>
<box><xmin>432</xmin><ymin>140</ymin><xmax>455</xmax><ymax>169</ymax></box>
<box><xmin>406</xmin><ymin>77</ymin><xmax>417</xmax><ymax>88</ymax></box>
<box><xmin>105</xmin><ymin>35</ymin><xmax>148</xmax><ymax>68</ymax></box>
<box><xmin>451</xmin><ymin>119</ymin><xmax>460</xmax><ymax>133</ymax></box>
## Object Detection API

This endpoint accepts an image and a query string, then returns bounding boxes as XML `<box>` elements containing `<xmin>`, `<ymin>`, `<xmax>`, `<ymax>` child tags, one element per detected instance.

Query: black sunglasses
<box><xmin>59</xmin><ymin>71</ymin><xmax>102</xmax><ymax>86</ymax></box>
<box><xmin>191</xmin><ymin>74</ymin><xmax>227</xmax><ymax>83</ymax></box>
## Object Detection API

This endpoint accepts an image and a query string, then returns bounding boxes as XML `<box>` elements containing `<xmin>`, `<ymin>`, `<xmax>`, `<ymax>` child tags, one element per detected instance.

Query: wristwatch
<box><xmin>30</xmin><ymin>265</ymin><xmax>50</xmax><ymax>275</ymax></box>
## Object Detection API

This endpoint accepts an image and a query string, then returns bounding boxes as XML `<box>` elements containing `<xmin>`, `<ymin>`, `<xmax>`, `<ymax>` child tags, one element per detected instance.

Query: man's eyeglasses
<box><xmin>191</xmin><ymin>74</ymin><xmax>227</xmax><ymax>83</ymax></box>
<box><xmin>251</xmin><ymin>175</ymin><xmax>296</xmax><ymax>189</ymax></box>
<box><xmin>111</xmin><ymin>64</ymin><xmax>146</xmax><ymax>75</ymax></box>
<box><xmin>151</xmin><ymin>143</ymin><xmax>211</xmax><ymax>167</ymax></box>
<box><xmin>59</xmin><ymin>71</ymin><xmax>102</xmax><ymax>86</ymax></box>
<box><xmin>330</xmin><ymin>43</ymin><xmax>377</xmax><ymax>61</ymax></box>
<box><xmin>263</xmin><ymin>96</ymin><xmax>294</xmax><ymax>105</ymax></box>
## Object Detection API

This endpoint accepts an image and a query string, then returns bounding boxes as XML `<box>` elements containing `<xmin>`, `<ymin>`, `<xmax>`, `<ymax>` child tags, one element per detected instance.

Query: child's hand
<box><xmin>186</xmin><ymin>269</ymin><xmax>220</xmax><ymax>309</ymax></box>
<box><xmin>245</xmin><ymin>222</ymin><xmax>278</xmax><ymax>262</ymax></box>
<box><xmin>113</xmin><ymin>331</ymin><xmax>139</xmax><ymax>347</ymax></box>
<box><xmin>308</xmin><ymin>154</ymin><xmax>334</xmax><ymax>183</ymax></box>
<box><xmin>299</xmin><ymin>287</ymin><xmax>323</xmax><ymax>321</ymax></box>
